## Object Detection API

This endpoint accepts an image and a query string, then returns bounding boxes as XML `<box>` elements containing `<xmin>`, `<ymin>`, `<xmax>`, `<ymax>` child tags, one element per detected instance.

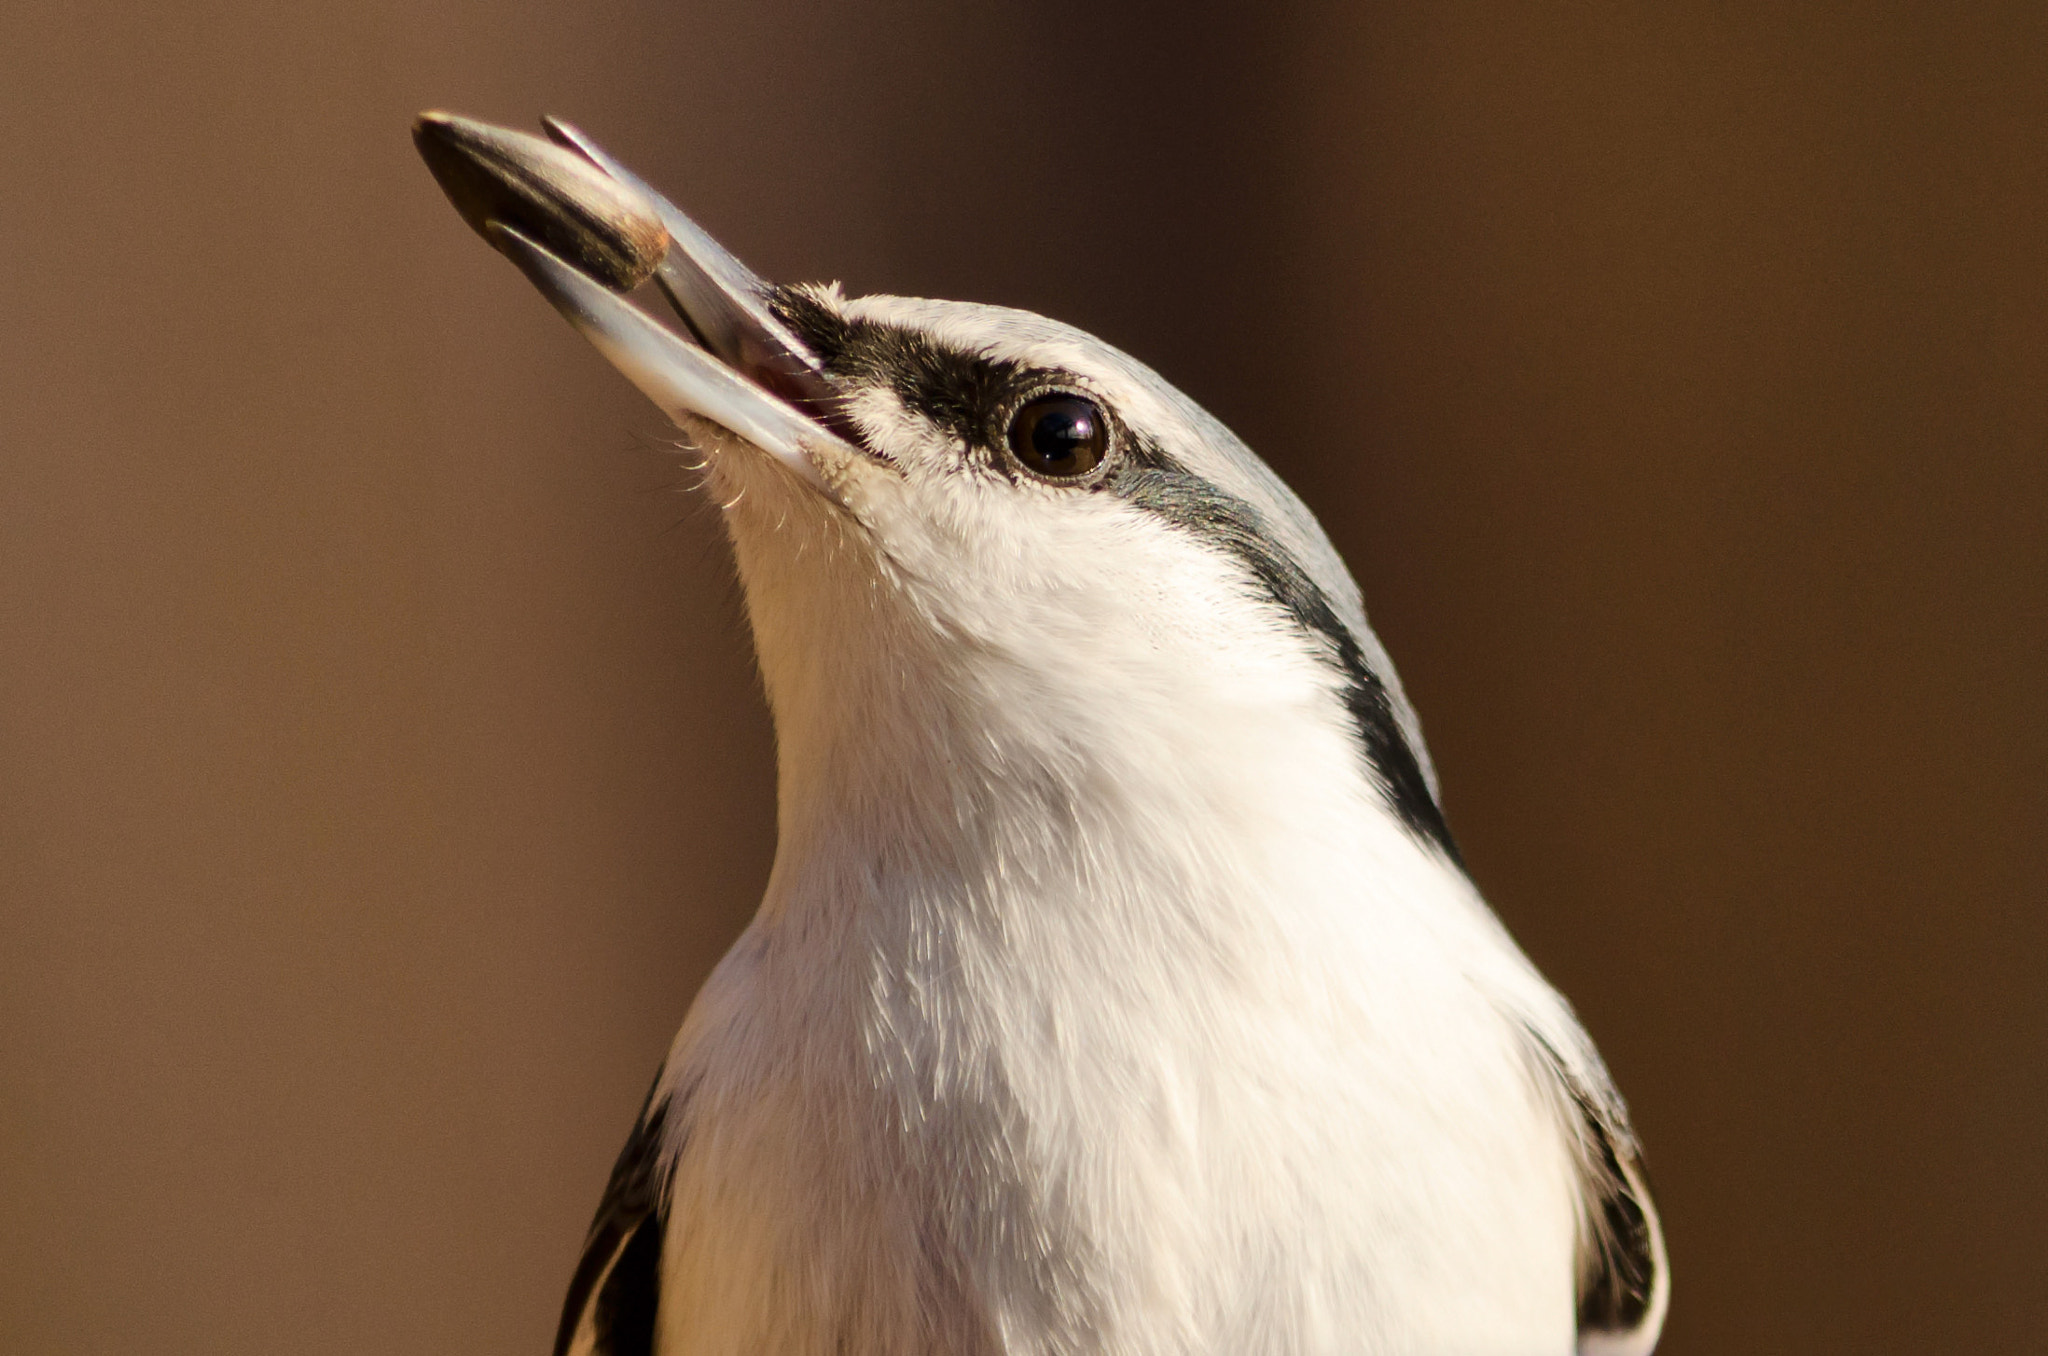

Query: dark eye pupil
<box><xmin>1009</xmin><ymin>395</ymin><xmax>1108</xmax><ymax>479</ymax></box>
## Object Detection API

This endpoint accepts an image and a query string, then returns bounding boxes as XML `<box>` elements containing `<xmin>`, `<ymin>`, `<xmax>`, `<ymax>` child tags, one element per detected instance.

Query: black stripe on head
<box><xmin>771</xmin><ymin>287</ymin><xmax>1021</xmax><ymax>449</ymax></box>
<box><xmin>1106</xmin><ymin>452</ymin><xmax>1462</xmax><ymax>865</ymax></box>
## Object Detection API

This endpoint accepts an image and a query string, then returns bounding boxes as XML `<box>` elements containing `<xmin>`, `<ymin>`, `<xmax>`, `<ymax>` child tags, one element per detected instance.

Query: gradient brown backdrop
<box><xmin>3</xmin><ymin>3</ymin><xmax>2042</xmax><ymax>1353</ymax></box>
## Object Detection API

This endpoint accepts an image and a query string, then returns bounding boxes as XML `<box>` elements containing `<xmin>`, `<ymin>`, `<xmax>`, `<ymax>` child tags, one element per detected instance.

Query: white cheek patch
<box><xmin>835</xmin><ymin>291</ymin><xmax>1443</xmax><ymax>804</ymax></box>
<box><xmin>871</xmin><ymin>473</ymin><xmax>1338</xmax><ymax>723</ymax></box>
<box><xmin>819</xmin><ymin>373</ymin><xmax>1330</xmax><ymax>712</ymax></box>
<box><xmin>831</xmin><ymin>385</ymin><xmax>1019</xmax><ymax>557</ymax></box>
<box><xmin>842</xmin><ymin>385</ymin><xmax>968</xmax><ymax>473</ymax></box>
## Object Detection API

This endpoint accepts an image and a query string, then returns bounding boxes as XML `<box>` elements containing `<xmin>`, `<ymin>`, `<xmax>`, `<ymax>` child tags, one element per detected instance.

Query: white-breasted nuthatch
<box><xmin>415</xmin><ymin>111</ymin><xmax>1668</xmax><ymax>1356</ymax></box>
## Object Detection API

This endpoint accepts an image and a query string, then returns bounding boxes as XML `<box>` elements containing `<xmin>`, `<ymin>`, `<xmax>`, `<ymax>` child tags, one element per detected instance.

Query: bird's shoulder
<box><xmin>554</xmin><ymin>1074</ymin><xmax>678</xmax><ymax>1356</ymax></box>
<box><xmin>1517</xmin><ymin>1025</ymin><xmax>1670</xmax><ymax>1356</ymax></box>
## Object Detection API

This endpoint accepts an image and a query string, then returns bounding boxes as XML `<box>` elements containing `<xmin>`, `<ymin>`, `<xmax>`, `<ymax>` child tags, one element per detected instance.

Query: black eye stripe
<box><xmin>771</xmin><ymin>290</ymin><xmax>1123</xmax><ymax>477</ymax></box>
<box><xmin>771</xmin><ymin>288</ymin><xmax>1017</xmax><ymax>448</ymax></box>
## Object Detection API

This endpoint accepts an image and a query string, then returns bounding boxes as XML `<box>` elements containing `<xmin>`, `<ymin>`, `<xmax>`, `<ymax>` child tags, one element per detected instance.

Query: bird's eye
<box><xmin>1007</xmin><ymin>394</ymin><xmax>1109</xmax><ymax>481</ymax></box>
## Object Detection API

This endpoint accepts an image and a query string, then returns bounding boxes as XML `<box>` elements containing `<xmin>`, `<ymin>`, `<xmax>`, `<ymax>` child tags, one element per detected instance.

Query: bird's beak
<box><xmin>413</xmin><ymin>111</ymin><xmax>855</xmax><ymax>493</ymax></box>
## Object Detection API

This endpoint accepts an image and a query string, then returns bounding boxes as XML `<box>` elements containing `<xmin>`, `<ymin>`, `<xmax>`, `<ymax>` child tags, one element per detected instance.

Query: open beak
<box><xmin>413</xmin><ymin>111</ymin><xmax>855</xmax><ymax>493</ymax></box>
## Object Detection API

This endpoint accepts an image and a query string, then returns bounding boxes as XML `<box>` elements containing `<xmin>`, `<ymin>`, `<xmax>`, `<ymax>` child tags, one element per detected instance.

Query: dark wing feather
<box><xmin>1520</xmin><ymin>1027</ymin><xmax>1670</xmax><ymax>1356</ymax></box>
<box><xmin>554</xmin><ymin>1077</ymin><xmax>676</xmax><ymax>1356</ymax></box>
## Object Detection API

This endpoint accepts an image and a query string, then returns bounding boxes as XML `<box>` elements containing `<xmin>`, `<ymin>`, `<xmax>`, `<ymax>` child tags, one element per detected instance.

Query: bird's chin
<box><xmin>674</xmin><ymin>413</ymin><xmax>898</xmax><ymax>537</ymax></box>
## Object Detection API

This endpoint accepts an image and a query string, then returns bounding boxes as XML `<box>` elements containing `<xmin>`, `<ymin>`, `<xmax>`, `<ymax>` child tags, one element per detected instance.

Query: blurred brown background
<box><xmin>3</xmin><ymin>2</ymin><xmax>2042</xmax><ymax>1352</ymax></box>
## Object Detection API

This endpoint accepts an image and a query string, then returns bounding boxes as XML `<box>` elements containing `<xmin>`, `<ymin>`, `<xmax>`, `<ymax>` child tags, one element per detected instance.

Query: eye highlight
<box><xmin>1006</xmin><ymin>394</ymin><xmax>1109</xmax><ymax>480</ymax></box>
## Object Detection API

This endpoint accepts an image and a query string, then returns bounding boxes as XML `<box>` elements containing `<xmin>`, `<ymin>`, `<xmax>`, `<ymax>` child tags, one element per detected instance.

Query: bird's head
<box><xmin>416</xmin><ymin>113</ymin><xmax>1459</xmax><ymax>870</ymax></box>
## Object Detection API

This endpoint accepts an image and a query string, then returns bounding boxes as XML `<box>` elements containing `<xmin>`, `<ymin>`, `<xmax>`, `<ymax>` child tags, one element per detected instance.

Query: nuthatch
<box><xmin>415</xmin><ymin>111</ymin><xmax>1668</xmax><ymax>1356</ymax></box>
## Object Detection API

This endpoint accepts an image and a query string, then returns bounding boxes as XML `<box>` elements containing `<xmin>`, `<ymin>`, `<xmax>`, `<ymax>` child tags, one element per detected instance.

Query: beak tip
<box><xmin>412</xmin><ymin>109</ymin><xmax>669</xmax><ymax>293</ymax></box>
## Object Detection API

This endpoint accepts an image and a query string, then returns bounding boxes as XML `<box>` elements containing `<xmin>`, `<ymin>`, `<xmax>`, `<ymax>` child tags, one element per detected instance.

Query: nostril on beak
<box><xmin>413</xmin><ymin>110</ymin><xmax>669</xmax><ymax>292</ymax></box>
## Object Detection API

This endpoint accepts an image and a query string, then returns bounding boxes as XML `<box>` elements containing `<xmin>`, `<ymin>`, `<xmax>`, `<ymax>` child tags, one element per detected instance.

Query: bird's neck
<box><xmin>750</xmin><ymin>592</ymin><xmax>1456</xmax><ymax>975</ymax></box>
<box><xmin>717</xmin><ymin>485</ymin><xmax>1472</xmax><ymax>989</ymax></box>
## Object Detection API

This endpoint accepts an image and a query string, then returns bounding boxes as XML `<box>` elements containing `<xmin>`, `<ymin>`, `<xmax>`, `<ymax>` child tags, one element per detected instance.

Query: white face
<box><xmin>678</xmin><ymin>287</ymin><xmax>1454</xmax><ymax>864</ymax></box>
<box><xmin>691</xmin><ymin>291</ymin><xmax>1306</xmax><ymax>757</ymax></box>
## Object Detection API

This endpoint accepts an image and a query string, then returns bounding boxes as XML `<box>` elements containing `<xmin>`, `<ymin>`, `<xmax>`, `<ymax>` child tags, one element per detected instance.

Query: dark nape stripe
<box><xmin>555</xmin><ymin>1082</ymin><xmax>673</xmax><ymax>1356</ymax></box>
<box><xmin>1106</xmin><ymin>459</ymin><xmax>1462</xmax><ymax>865</ymax></box>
